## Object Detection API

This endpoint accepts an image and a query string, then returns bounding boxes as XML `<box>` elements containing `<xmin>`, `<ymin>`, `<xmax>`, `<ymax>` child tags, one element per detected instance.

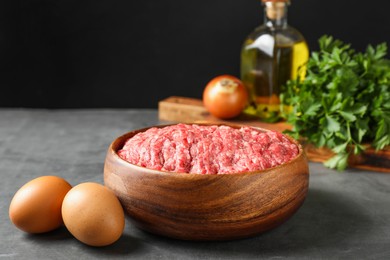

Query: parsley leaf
<box><xmin>282</xmin><ymin>35</ymin><xmax>390</xmax><ymax>170</ymax></box>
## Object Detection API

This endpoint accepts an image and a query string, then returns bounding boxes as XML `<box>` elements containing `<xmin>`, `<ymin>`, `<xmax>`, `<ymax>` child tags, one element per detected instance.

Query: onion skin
<box><xmin>203</xmin><ymin>75</ymin><xmax>248</xmax><ymax>119</ymax></box>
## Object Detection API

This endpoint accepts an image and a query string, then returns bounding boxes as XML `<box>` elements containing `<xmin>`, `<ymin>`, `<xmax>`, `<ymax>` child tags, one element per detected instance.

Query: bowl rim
<box><xmin>107</xmin><ymin>123</ymin><xmax>306</xmax><ymax>178</ymax></box>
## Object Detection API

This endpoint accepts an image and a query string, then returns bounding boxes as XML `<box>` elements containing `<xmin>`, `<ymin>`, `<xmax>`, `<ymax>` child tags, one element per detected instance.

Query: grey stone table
<box><xmin>1</xmin><ymin>109</ymin><xmax>389</xmax><ymax>259</ymax></box>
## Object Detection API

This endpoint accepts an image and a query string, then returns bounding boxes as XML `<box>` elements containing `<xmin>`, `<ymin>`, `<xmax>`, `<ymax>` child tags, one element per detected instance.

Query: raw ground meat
<box><xmin>117</xmin><ymin>124</ymin><xmax>299</xmax><ymax>174</ymax></box>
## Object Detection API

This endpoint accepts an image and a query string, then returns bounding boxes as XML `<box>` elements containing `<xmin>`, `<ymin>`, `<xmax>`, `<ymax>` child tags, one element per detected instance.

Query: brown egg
<box><xmin>9</xmin><ymin>175</ymin><xmax>72</xmax><ymax>233</ymax></box>
<box><xmin>61</xmin><ymin>182</ymin><xmax>125</xmax><ymax>247</ymax></box>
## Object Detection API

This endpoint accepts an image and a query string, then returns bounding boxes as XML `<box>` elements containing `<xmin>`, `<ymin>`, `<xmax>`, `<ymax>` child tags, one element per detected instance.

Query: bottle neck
<box><xmin>263</xmin><ymin>2</ymin><xmax>288</xmax><ymax>29</ymax></box>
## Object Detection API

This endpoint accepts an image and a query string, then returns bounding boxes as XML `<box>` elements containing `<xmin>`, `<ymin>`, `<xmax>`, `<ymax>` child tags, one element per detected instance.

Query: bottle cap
<box><xmin>261</xmin><ymin>0</ymin><xmax>290</xmax><ymax>2</ymax></box>
<box><xmin>263</xmin><ymin>0</ymin><xmax>289</xmax><ymax>20</ymax></box>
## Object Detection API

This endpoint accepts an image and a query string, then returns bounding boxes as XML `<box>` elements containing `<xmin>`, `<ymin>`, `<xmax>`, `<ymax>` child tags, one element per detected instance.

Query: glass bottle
<box><xmin>240</xmin><ymin>0</ymin><xmax>309</xmax><ymax>120</ymax></box>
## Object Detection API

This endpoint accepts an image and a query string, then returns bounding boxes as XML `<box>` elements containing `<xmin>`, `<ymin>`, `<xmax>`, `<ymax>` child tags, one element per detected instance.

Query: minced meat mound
<box><xmin>118</xmin><ymin>124</ymin><xmax>299</xmax><ymax>174</ymax></box>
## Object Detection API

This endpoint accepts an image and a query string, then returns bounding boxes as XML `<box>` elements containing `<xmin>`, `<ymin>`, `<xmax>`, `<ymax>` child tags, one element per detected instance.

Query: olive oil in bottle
<box><xmin>240</xmin><ymin>0</ymin><xmax>309</xmax><ymax>120</ymax></box>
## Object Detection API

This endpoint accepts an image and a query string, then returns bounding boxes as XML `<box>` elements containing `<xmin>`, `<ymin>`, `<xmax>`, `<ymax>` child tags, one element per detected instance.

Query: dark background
<box><xmin>1</xmin><ymin>0</ymin><xmax>389</xmax><ymax>108</ymax></box>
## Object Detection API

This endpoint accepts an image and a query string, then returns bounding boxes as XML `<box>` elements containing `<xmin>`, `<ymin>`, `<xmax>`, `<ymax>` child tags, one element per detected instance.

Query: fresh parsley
<box><xmin>281</xmin><ymin>35</ymin><xmax>390</xmax><ymax>170</ymax></box>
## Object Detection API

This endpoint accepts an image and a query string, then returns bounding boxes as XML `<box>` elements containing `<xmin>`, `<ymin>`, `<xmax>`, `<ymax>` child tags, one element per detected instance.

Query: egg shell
<box><xmin>9</xmin><ymin>175</ymin><xmax>72</xmax><ymax>233</ymax></box>
<box><xmin>61</xmin><ymin>182</ymin><xmax>125</xmax><ymax>247</ymax></box>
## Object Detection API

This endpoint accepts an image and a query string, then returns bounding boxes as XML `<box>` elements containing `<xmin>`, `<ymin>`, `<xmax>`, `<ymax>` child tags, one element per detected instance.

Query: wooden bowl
<box><xmin>103</xmin><ymin>124</ymin><xmax>309</xmax><ymax>241</ymax></box>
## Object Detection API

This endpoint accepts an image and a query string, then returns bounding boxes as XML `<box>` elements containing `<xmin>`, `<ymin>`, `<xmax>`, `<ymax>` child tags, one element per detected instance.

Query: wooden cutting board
<box><xmin>159</xmin><ymin>96</ymin><xmax>390</xmax><ymax>173</ymax></box>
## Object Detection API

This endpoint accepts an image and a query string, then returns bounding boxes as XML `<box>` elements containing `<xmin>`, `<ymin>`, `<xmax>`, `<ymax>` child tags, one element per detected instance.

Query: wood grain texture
<box><xmin>159</xmin><ymin>96</ymin><xmax>390</xmax><ymax>173</ymax></box>
<box><xmin>104</xmin><ymin>124</ymin><xmax>309</xmax><ymax>240</ymax></box>
<box><xmin>158</xmin><ymin>96</ymin><xmax>291</xmax><ymax>132</ymax></box>
<box><xmin>304</xmin><ymin>142</ymin><xmax>390</xmax><ymax>173</ymax></box>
